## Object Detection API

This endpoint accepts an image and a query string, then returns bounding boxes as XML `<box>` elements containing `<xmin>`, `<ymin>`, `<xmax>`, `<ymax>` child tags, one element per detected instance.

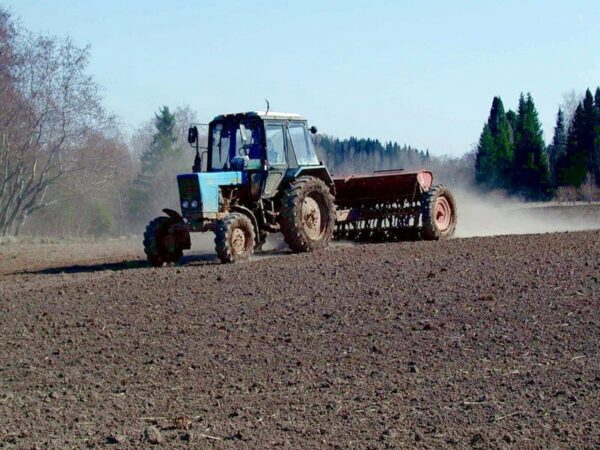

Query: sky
<box><xmin>2</xmin><ymin>0</ymin><xmax>599</xmax><ymax>156</ymax></box>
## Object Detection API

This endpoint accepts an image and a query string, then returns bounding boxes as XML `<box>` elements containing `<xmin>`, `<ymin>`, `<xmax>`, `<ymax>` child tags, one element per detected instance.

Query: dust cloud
<box><xmin>453</xmin><ymin>189</ymin><xmax>600</xmax><ymax>238</ymax></box>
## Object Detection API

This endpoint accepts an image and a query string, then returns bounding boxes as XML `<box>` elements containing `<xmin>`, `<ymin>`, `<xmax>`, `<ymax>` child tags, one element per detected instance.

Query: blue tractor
<box><xmin>143</xmin><ymin>111</ymin><xmax>337</xmax><ymax>265</ymax></box>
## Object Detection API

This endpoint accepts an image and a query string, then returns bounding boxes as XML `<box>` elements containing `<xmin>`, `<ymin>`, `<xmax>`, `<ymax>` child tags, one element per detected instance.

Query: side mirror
<box><xmin>187</xmin><ymin>126</ymin><xmax>198</xmax><ymax>144</ymax></box>
<box><xmin>309</xmin><ymin>126</ymin><xmax>318</xmax><ymax>135</ymax></box>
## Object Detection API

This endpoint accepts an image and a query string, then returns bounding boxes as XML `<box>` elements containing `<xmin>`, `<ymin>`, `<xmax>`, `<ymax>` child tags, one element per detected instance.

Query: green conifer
<box><xmin>475</xmin><ymin>124</ymin><xmax>495</xmax><ymax>186</ymax></box>
<box><xmin>130</xmin><ymin>106</ymin><xmax>181</xmax><ymax>222</ymax></box>
<box><xmin>513</xmin><ymin>93</ymin><xmax>551</xmax><ymax>198</ymax></box>
<box><xmin>558</xmin><ymin>104</ymin><xmax>587</xmax><ymax>187</ymax></box>
<box><xmin>548</xmin><ymin>108</ymin><xmax>567</xmax><ymax>185</ymax></box>
<box><xmin>487</xmin><ymin>97</ymin><xmax>514</xmax><ymax>188</ymax></box>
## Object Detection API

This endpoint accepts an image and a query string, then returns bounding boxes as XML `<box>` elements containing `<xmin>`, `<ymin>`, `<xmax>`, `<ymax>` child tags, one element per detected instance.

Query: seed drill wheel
<box><xmin>143</xmin><ymin>216</ymin><xmax>185</xmax><ymax>267</ymax></box>
<box><xmin>280</xmin><ymin>176</ymin><xmax>336</xmax><ymax>253</ymax></box>
<box><xmin>214</xmin><ymin>212</ymin><xmax>256</xmax><ymax>263</ymax></box>
<box><xmin>421</xmin><ymin>184</ymin><xmax>457</xmax><ymax>240</ymax></box>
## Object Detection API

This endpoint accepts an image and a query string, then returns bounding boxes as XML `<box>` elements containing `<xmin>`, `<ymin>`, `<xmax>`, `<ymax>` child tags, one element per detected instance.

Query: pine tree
<box><xmin>557</xmin><ymin>104</ymin><xmax>586</xmax><ymax>187</ymax></box>
<box><xmin>506</xmin><ymin>109</ymin><xmax>518</xmax><ymax>144</ymax></box>
<box><xmin>139</xmin><ymin>106</ymin><xmax>178</xmax><ymax>177</ymax></box>
<box><xmin>512</xmin><ymin>93</ymin><xmax>551</xmax><ymax>198</ymax></box>
<box><xmin>592</xmin><ymin>87</ymin><xmax>600</xmax><ymax>185</ymax></box>
<box><xmin>548</xmin><ymin>108</ymin><xmax>567</xmax><ymax>185</ymax></box>
<box><xmin>475</xmin><ymin>124</ymin><xmax>495</xmax><ymax>186</ymax></box>
<box><xmin>130</xmin><ymin>106</ymin><xmax>181</xmax><ymax>222</ymax></box>
<box><xmin>487</xmin><ymin>97</ymin><xmax>514</xmax><ymax>187</ymax></box>
<box><xmin>559</xmin><ymin>90</ymin><xmax>598</xmax><ymax>187</ymax></box>
<box><xmin>474</xmin><ymin>97</ymin><xmax>515</xmax><ymax>189</ymax></box>
<box><xmin>580</xmin><ymin>89</ymin><xmax>596</xmax><ymax>156</ymax></box>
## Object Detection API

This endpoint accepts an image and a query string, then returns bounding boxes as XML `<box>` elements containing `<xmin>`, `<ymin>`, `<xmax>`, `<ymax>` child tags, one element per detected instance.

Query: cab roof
<box><xmin>213</xmin><ymin>111</ymin><xmax>306</xmax><ymax>121</ymax></box>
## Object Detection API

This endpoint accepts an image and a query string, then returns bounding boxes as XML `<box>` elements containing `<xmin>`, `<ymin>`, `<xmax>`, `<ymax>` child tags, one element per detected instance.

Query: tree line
<box><xmin>475</xmin><ymin>88</ymin><xmax>600</xmax><ymax>200</ymax></box>
<box><xmin>315</xmin><ymin>135</ymin><xmax>431</xmax><ymax>176</ymax></box>
<box><xmin>314</xmin><ymin>136</ymin><xmax>477</xmax><ymax>188</ymax></box>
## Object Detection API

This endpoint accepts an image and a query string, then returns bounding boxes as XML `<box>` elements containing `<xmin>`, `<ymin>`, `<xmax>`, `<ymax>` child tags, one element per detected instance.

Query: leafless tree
<box><xmin>0</xmin><ymin>9</ymin><xmax>110</xmax><ymax>235</ymax></box>
<box><xmin>560</xmin><ymin>90</ymin><xmax>583</xmax><ymax>127</ymax></box>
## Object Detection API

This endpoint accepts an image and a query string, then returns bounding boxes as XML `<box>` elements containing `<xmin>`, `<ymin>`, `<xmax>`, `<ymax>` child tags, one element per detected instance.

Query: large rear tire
<box><xmin>143</xmin><ymin>216</ymin><xmax>185</xmax><ymax>267</ymax></box>
<box><xmin>421</xmin><ymin>184</ymin><xmax>457</xmax><ymax>240</ymax></box>
<box><xmin>214</xmin><ymin>213</ymin><xmax>256</xmax><ymax>263</ymax></box>
<box><xmin>280</xmin><ymin>176</ymin><xmax>336</xmax><ymax>253</ymax></box>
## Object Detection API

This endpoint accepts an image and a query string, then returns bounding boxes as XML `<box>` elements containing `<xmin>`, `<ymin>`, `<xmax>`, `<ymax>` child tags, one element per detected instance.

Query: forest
<box><xmin>475</xmin><ymin>89</ymin><xmax>600</xmax><ymax>200</ymax></box>
<box><xmin>0</xmin><ymin>8</ymin><xmax>596</xmax><ymax>239</ymax></box>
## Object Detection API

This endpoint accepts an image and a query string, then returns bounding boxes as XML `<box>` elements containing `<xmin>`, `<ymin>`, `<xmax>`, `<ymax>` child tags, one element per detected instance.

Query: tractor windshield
<box><xmin>210</xmin><ymin>120</ymin><xmax>262</xmax><ymax>171</ymax></box>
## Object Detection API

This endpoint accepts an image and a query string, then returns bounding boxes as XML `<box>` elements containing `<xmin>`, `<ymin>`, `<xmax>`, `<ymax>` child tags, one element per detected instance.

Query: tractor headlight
<box><xmin>191</xmin><ymin>200</ymin><xmax>198</xmax><ymax>209</ymax></box>
<box><xmin>182</xmin><ymin>200</ymin><xmax>190</xmax><ymax>209</ymax></box>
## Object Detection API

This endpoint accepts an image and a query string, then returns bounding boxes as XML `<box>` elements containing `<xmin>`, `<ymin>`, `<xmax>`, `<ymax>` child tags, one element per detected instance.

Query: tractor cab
<box><xmin>181</xmin><ymin>112</ymin><xmax>328</xmax><ymax>222</ymax></box>
<box><xmin>205</xmin><ymin>111</ymin><xmax>320</xmax><ymax>172</ymax></box>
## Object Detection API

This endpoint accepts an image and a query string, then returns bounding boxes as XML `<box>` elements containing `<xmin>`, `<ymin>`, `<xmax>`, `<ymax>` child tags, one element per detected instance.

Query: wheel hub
<box><xmin>302</xmin><ymin>197</ymin><xmax>323</xmax><ymax>240</ymax></box>
<box><xmin>231</xmin><ymin>228</ymin><xmax>246</xmax><ymax>254</ymax></box>
<box><xmin>433</xmin><ymin>196</ymin><xmax>452</xmax><ymax>231</ymax></box>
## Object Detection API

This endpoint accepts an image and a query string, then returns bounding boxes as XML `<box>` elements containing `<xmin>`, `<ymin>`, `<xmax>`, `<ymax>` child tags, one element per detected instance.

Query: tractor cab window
<box><xmin>235</xmin><ymin>121</ymin><xmax>262</xmax><ymax>159</ymax></box>
<box><xmin>211</xmin><ymin>122</ymin><xmax>231</xmax><ymax>170</ymax></box>
<box><xmin>266</xmin><ymin>123</ymin><xmax>286</xmax><ymax>166</ymax></box>
<box><xmin>210</xmin><ymin>120</ymin><xmax>263</xmax><ymax>170</ymax></box>
<box><xmin>288</xmin><ymin>122</ymin><xmax>319</xmax><ymax>165</ymax></box>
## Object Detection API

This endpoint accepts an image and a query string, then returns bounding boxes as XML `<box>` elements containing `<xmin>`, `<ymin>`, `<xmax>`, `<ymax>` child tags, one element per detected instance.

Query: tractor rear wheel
<box><xmin>421</xmin><ymin>184</ymin><xmax>457</xmax><ymax>240</ymax></box>
<box><xmin>143</xmin><ymin>216</ymin><xmax>185</xmax><ymax>267</ymax></box>
<box><xmin>280</xmin><ymin>176</ymin><xmax>336</xmax><ymax>253</ymax></box>
<box><xmin>214</xmin><ymin>212</ymin><xmax>256</xmax><ymax>263</ymax></box>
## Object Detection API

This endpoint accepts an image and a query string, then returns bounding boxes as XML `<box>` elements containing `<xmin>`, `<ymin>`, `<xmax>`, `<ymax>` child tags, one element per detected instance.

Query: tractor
<box><xmin>143</xmin><ymin>111</ymin><xmax>457</xmax><ymax>265</ymax></box>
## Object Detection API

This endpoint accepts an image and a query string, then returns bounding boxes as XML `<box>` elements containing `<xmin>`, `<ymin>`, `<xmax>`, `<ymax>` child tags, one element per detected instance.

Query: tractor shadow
<box><xmin>20</xmin><ymin>247</ymin><xmax>294</xmax><ymax>275</ymax></box>
<box><xmin>21</xmin><ymin>252</ymin><xmax>220</xmax><ymax>275</ymax></box>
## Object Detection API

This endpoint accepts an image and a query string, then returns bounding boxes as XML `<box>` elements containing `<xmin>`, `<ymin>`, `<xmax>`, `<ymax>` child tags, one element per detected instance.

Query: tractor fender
<box><xmin>230</xmin><ymin>205</ymin><xmax>261</xmax><ymax>246</ymax></box>
<box><xmin>287</xmin><ymin>166</ymin><xmax>336</xmax><ymax>195</ymax></box>
<box><xmin>162</xmin><ymin>208</ymin><xmax>183</xmax><ymax>222</ymax></box>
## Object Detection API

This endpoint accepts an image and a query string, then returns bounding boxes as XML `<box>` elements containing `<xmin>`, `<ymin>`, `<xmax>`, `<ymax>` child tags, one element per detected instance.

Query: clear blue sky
<box><xmin>3</xmin><ymin>0</ymin><xmax>599</xmax><ymax>156</ymax></box>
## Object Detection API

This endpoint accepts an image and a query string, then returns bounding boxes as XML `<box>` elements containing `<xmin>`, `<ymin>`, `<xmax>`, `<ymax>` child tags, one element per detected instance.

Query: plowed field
<box><xmin>1</xmin><ymin>230</ymin><xmax>599</xmax><ymax>448</ymax></box>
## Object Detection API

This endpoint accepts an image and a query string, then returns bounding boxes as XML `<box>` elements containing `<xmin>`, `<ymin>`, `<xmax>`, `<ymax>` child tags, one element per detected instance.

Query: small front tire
<box><xmin>143</xmin><ymin>216</ymin><xmax>185</xmax><ymax>267</ymax></box>
<box><xmin>214</xmin><ymin>213</ymin><xmax>256</xmax><ymax>263</ymax></box>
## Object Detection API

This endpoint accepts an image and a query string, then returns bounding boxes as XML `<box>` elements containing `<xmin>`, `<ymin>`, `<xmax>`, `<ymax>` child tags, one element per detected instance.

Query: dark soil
<box><xmin>0</xmin><ymin>231</ymin><xmax>599</xmax><ymax>448</ymax></box>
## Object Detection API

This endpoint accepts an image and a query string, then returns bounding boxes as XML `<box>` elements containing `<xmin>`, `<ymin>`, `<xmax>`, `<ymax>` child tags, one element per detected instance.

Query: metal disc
<box><xmin>231</xmin><ymin>228</ymin><xmax>246</xmax><ymax>254</ymax></box>
<box><xmin>302</xmin><ymin>196</ymin><xmax>323</xmax><ymax>240</ymax></box>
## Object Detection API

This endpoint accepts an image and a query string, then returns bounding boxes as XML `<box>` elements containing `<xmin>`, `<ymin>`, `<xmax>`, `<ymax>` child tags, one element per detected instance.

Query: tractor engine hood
<box><xmin>177</xmin><ymin>171</ymin><xmax>245</xmax><ymax>219</ymax></box>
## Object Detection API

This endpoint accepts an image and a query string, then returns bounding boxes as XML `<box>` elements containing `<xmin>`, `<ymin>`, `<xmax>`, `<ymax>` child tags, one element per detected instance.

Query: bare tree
<box><xmin>0</xmin><ymin>10</ymin><xmax>109</xmax><ymax>235</ymax></box>
<box><xmin>560</xmin><ymin>90</ymin><xmax>583</xmax><ymax>127</ymax></box>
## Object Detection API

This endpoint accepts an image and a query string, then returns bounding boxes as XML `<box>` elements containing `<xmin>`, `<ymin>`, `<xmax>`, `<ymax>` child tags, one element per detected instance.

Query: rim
<box><xmin>433</xmin><ymin>196</ymin><xmax>453</xmax><ymax>232</ymax></box>
<box><xmin>231</xmin><ymin>228</ymin><xmax>247</xmax><ymax>254</ymax></box>
<box><xmin>302</xmin><ymin>196</ymin><xmax>324</xmax><ymax>240</ymax></box>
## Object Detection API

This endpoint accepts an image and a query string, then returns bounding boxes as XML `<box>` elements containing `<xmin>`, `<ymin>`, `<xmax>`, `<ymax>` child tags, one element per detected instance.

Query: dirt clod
<box><xmin>180</xmin><ymin>432</ymin><xmax>193</xmax><ymax>442</ymax></box>
<box><xmin>172</xmin><ymin>416</ymin><xmax>192</xmax><ymax>430</ymax></box>
<box><xmin>106</xmin><ymin>434</ymin><xmax>126</xmax><ymax>444</ymax></box>
<box><xmin>143</xmin><ymin>426</ymin><xmax>163</xmax><ymax>445</ymax></box>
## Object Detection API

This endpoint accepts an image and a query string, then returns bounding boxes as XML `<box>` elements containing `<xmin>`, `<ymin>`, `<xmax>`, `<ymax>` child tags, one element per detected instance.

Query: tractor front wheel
<box><xmin>214</xmin><ymin>213</ymin><xmax>256</xmax><ymax>263</ymax></box>
<box><xmin>143</xmin><ymin>216</ymin><xmax>186</xmax><ymax>267</ymax></box>
<box><xmin>280</xmin><ymin>176</ymin><xmax>336</xmax><ymax>253</ymax></box>
<box><xmin>421</xmin><ymin>184</ymin><xmax>457</xmax><ymax>240</ymax></box>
